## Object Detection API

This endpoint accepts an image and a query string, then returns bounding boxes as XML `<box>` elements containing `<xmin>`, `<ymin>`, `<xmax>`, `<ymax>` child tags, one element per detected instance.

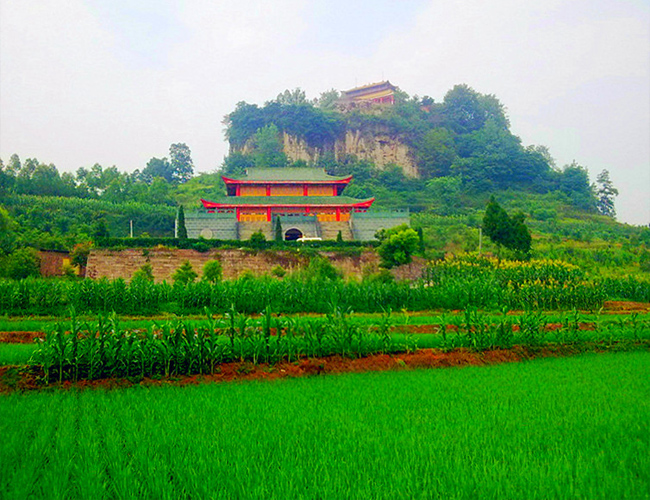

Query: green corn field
<box><xmin>1</xmin><ymin>256</ymin><xmax>648</xmax><ymax>316</ymax></box>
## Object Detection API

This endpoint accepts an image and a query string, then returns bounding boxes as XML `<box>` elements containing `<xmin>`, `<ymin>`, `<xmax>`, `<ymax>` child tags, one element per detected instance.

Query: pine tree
<box><xmin>595</xmin><ymin>169</ymin><xmax>618</xmax><ymax>218</ymax></box>
<box><xmin>274</xmin><ymin>216</ymin><xmax>283</xmax><ymax>242</ymax></box>
<box><xmin>177</xmin><ymin>205</ymin><xmax>188</xmax><ymax>239</ymax></box>
<box><xmin>482</xmin><ymin>197</ymin><xmax>511</xmax><ymax>252</ymax></box>
<box><xmin>482</xmin><ymin>197</ymin><xmax>531</xmax><ymax>257</ymax></box>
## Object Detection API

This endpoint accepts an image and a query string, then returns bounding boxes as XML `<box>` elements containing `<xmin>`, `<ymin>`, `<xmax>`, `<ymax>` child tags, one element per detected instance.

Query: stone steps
<box><xmin>319</xmin><ymin>221</ymin><xmax>353</xmax><ymax>241</ymax></box>
<box><xmin>238</xmin><ymin>221</ymin><xmax>273</xmax><ymax>241</ymax></box>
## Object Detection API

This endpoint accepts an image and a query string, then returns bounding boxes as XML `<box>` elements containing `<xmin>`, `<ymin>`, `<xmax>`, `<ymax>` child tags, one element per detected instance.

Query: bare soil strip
<box><xmin>2</xmin><ymin>341</ymin><xmax>648</xmax><ymax>394</ymax></box>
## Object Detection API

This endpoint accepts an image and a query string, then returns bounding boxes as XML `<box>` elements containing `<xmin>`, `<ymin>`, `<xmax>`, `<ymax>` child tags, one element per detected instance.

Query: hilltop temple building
<box><xmin>181</xmin><ymin>168</ymin><xmax>408</xmax><ymax>241</ymax></box>
<box><xmin>339</xmin><ymin>81</ymin><xmax>396</xmax><ymax>106</ymax></box>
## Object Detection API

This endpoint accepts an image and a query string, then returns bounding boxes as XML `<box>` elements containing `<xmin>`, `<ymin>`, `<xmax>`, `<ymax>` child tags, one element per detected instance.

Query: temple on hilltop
<box><xmin>181</xmin><ymin>168</ymin><xmax>409</xmax><ymax>241</ymax></box>
<box><xmin>340</xmin><ymin>81</ymin><xmax>396</xmax><ymax>106</ymax></box>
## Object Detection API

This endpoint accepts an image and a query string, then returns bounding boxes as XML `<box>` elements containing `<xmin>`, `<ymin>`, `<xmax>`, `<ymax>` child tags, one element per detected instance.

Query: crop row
<box><xmin>29</xmin><ymin>307</ymin><xmax>650</xmax><ymax>383</ymax></box>
<box><xmin>0</xmin><ymin>275</ymin><xmax>621</xmax><ymax>316</ymax></box>
<box><xmin>32</xmin><ymin>307</ymin><xmax>410</xmax><ymax>382</ymax></box>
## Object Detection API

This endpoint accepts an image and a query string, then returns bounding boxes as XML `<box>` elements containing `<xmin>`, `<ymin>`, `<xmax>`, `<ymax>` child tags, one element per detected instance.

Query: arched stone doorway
<box><xmin>285</xmin><ymin>228</ymin><xmax>303</xmax><ymax>241</ymax></box>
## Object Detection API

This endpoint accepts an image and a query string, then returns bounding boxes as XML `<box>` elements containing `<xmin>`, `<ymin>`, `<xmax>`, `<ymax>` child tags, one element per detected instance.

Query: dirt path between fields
<box><xmin>2</xmin><ymin>341</ymin><xmax>648</xmax><ymax>394</ymax></box>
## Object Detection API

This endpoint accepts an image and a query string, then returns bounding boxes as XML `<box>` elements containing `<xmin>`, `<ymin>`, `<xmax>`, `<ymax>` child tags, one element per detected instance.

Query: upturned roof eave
<box><xmin>222</xmin><ymin>175</ymin><xmax>353</xmax><ymax>185</ymax></box>
<box><xmin>200</xmin><ymin>198</ymin><xmax>375</xmax><ymax>210</ymax></box>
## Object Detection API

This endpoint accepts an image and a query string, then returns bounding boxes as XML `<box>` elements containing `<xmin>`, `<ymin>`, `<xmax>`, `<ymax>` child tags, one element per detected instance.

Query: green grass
<box><xmin>0</xmin><ymin>311</ymin><xmax>648</xmax><ymax>333</ymax></box>
<box><xmin>1</xmin><ymin>352</ymin><xmax>648</xmax><ymax>499</ymax></box>
<box><xmin>0</xmin><ymin>344</ymin><xmax>37</xmax><ymax>365</ymax></box>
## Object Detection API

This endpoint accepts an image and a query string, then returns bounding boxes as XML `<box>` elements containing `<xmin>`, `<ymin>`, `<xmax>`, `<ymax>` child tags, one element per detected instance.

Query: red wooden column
<box><xmin>236</xmin><ymin>184</ymin><xmax>241</xmax><ymax>196</ymax></box>
<box><xmin>303</xmin><ymin>184</ymin><xmax>308</xmax><ymax>196</ymax></box>
<box><xmin>236</xmin><ymin>207</ymin><xmax>240</xmax><ymax>221</ymax></box>
<box><xmin>332</xmin><ymin>185</ymin><xmax>337</xmax><ymax>196</ymax></box>
<box><xmin>266</xmin><ymin>184</ymin><xmax>271</xmax><ymax>196</ymax></box>
<box><xmin>266</xmin><ymin>207</ymin><xmax>272</xmax><ymax>221</ymax></box>
<box><xmin>336</xmin><ymin>207</ymin><xmax>341</xmax><ymax>221</ymax></box>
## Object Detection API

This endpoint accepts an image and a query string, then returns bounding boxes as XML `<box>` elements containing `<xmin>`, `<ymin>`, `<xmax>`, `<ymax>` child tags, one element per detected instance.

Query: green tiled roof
<box><xmin>207</xmin><ymin>196</ymin><xmax>373</xmax><ymax>206</ymax></box>
<box><xmin>229</xmin><ymin>168</ymin><xmax>350</xmax><ymax>182</ymax></box>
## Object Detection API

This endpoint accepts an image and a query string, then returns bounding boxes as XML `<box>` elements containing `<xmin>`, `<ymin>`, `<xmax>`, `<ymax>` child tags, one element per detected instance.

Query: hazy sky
<box><xmin>1</xmin><ymin>0</ymin><xmax>648</xmax><ymax>225</ymax></box>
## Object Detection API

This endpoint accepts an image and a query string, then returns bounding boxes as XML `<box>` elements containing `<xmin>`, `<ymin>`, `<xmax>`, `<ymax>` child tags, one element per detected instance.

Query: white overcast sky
<box><xmin>1</xmin><ymin>0</ymin><xmax>648</xmax><ymax>225</ymax></box>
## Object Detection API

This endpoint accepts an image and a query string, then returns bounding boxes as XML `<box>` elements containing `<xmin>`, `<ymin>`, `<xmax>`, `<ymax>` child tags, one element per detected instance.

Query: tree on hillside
<box><xmin>92</xmin><ymin>220</ymin><xmax>110</xmax><ymax>243</ymax></box>
<box><xmin>442</xmin><ymin>84</ymin><xmax>486</xmax><ymax>134</ymax></box>
<box><xmin>0</xmin><ymin>206</ymin><xmax>17</xmax><ymax>254</ymax></box>
<box><xmin>417</xmin><ymin>128</ymin><xmax>457</xmax><ymax>178</ymax></box>
<box><xmin>483</xmin><ymin>197</ymin><xmax>512</xmax><ymax>250</ymax></box>
<box><xmin>7</xmin><ymin>154</ymin><xmax>21</xmax><ymax>176</ymax></box>
<box><xmin>142</xmin><ymin>157</ymin><xmax>173</xmax><ymax>183</ymax></box>
<box><xmin>559</xmin><ymin>162</ymin><xmax>595</xmax><ymax>211</ymax></box>
<box><xmin>148</xmin><ymin>177</ymin><xmax>175</xmax><ymax>206</ymax></box>
<box><xmin>275</xmin><ymin>88</ymin><xmax>309</xmax><ymax>106</ymax></box>
<box><xmin>508</xmin><ymin>212</ymin><xmax>532</xmax><ymax>255</ymax></box>
<box><xmin>251</xmin><ymin>124</ymin><xmax>288</xmax><ymax>168</ymax></box>
<box><xmin>477</xmin><ymin>93</ymin><xmax>509</xmax><ymax>130</ymax></box>
<box><xmin>315</xmin><ymin>89</ymin><xmax>340</xmax><ymax>110</ymax></box>
<box><xmin>482</xmin><ymin>197</ymin><xmax>531</xmax><ymax>257</ymax></box>
<box><xmin>595</xmin><ymin>169</ymin><xmax>618</xmax><ymax>218</ymax></box>
<box><xmin>169</xmin><ymin>143</ymin><xmax>194</xmax><ymax>183</ymax></box>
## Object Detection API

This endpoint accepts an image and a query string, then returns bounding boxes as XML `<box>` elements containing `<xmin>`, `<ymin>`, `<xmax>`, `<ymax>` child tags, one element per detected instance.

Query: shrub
<box><xmin>376</xmin><ymin>224</ymin><xmax>419</xmax><ymax>268</ymax></box>
<box><xmin>249</xmin><ymin>230</ymin><xmax>267</xmax><ymax>249</ymax></box>
<box><xmin>132</xmin><ymin>263</ymin><xmax>155</xmax><ymax>282</ymax></box>
<box><xmin>202</xmin><ymin>260</ymin><xmax>223</xmax><ymax>283</ymax></box>
<box><xmin>172</xmin><ymin>261</ymin><xmax>197</xmax><ymax>285</ymax></box>
<box><xmin>5</xmin><ymin>248</ymin><xmax>41</xmax><ymax>279</ymax></box>
<box><xmin>271</xmin><ymin>265</ymin><xmax>286</xmax><ymax>278</ymax></box>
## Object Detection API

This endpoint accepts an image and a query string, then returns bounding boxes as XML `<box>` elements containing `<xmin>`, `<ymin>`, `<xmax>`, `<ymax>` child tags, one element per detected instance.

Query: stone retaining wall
<box><xmin>86</xmin><ymin>248</ymin><xmax>426</xmax><ymax>283</ymax></box>
<box><xmin>89</xmin><ymin>248</ymin><xmax>369</xmax><ymax>282</ymax></box>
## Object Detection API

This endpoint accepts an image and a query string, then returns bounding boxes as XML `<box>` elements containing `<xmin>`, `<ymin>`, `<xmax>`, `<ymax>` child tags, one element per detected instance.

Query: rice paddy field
<box><xmin>1</xmin><ymin>351</ymin><xmax>649</xmax><ymax>499</ymax></box>
<box><xmin>1</xmin><ymin>255</ymin><xmax>648</xmax><ymax>499</ymax></box>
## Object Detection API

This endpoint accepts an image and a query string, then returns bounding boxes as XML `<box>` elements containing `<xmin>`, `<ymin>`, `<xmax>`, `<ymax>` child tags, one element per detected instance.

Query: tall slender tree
<box><xmin>595</xmin><ymin>169</ymin><xmax>618</xmax><ymax>218</ymax></box>
<box><xmin>274</xmin><ymin>216</ymin><xmax>283</xmax><ymax>242</ymax></box>
<box><xmin>177</xmin><ymin>205</ymin><xmax>188</xmax><ymax>239</ymax></box>
<box><xmin>169</xmin><ymin>143</ymin><xmax>194</xmax><ymax>183</ymax></box>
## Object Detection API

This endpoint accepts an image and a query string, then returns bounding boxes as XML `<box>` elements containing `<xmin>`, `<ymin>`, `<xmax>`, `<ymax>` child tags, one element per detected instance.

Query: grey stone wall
<box><xmin>185</xmin><ymin>213</ymin><xmax>238</xmax><ymax>240</ymax></box>
<box><xmin>350</xmin><ymin>212</ymin><xmax>410</xmax><ymax>241</ymax></box>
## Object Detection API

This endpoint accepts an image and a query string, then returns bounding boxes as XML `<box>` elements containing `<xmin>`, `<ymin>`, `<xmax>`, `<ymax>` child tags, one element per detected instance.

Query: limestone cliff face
<box><xmin>276</xmin><ymin>131</ymin><xmax>419</xmax><ymax>178</ymax></box>
<box><xmin>335</xmin><ymin>131</ymin><xmax>418</xmax><ymax>178</ymax></box>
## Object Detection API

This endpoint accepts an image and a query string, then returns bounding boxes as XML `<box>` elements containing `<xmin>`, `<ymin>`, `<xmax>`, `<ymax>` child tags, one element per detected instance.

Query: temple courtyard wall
<box><xmin>86</xmin><ymin>248</ymin><xmax>425</xmax><ymax>283</ymax></box>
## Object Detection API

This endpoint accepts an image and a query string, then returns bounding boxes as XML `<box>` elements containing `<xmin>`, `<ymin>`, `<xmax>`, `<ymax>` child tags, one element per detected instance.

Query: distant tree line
<box><xmin>0</xmin><ymin>143</ymin><xmax>194</xmax><ymax>205</ymax></box>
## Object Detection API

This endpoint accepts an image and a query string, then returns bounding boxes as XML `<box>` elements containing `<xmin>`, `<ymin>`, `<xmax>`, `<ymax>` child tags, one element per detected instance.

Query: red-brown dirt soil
<box><xmin>602</xmin><ymin>301</ymin><xmax>650</xmax><ymax>313</ymax></box>
<box><xmin>3</xmin><ymin>342</ymin><xmax>647</xmax><ymax>394</ymax></box>
<box><xmin>0</xmin><ymin>331</ymin><xmax>43</xmax><ymax>344</ymax></box>
<box><xmin>0</xmin><ymin>301</ymin><xmax>647</xmax><ymax>344</ymax></box>
<box><xmin>0</xmin><ymin>321</ymin><xmax>603</xmax><ymax>343</ymax></box>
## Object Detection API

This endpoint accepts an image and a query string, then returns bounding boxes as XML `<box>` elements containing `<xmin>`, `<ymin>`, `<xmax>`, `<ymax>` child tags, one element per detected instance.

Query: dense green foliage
<box><xmin>202</xmin><ymin>260</ymin><xmax>223</xmax><ymax>283</ymax></box>
<box><xmin>483</xmin><ymin>197</ymin><xmax>531</xmax><ymax>255</ymax></box>
<box><xmin>1</xmin><ymin>353</ymin><xmax>648</xmax><ymax>498</ymax></box>
<box><xmin>225</xmin><ymin>84</ymin><xmax>596</xmax><ymax>202</ymax></box>
<box><xmin>1</xmin><ymin>194</ymin><xmax>175</xmax><ymax>250</ymax></box>
<box><xmin>376</xmin><ymin>224</ymin><xmax>420</xmax><ymax>268</ymax></box>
